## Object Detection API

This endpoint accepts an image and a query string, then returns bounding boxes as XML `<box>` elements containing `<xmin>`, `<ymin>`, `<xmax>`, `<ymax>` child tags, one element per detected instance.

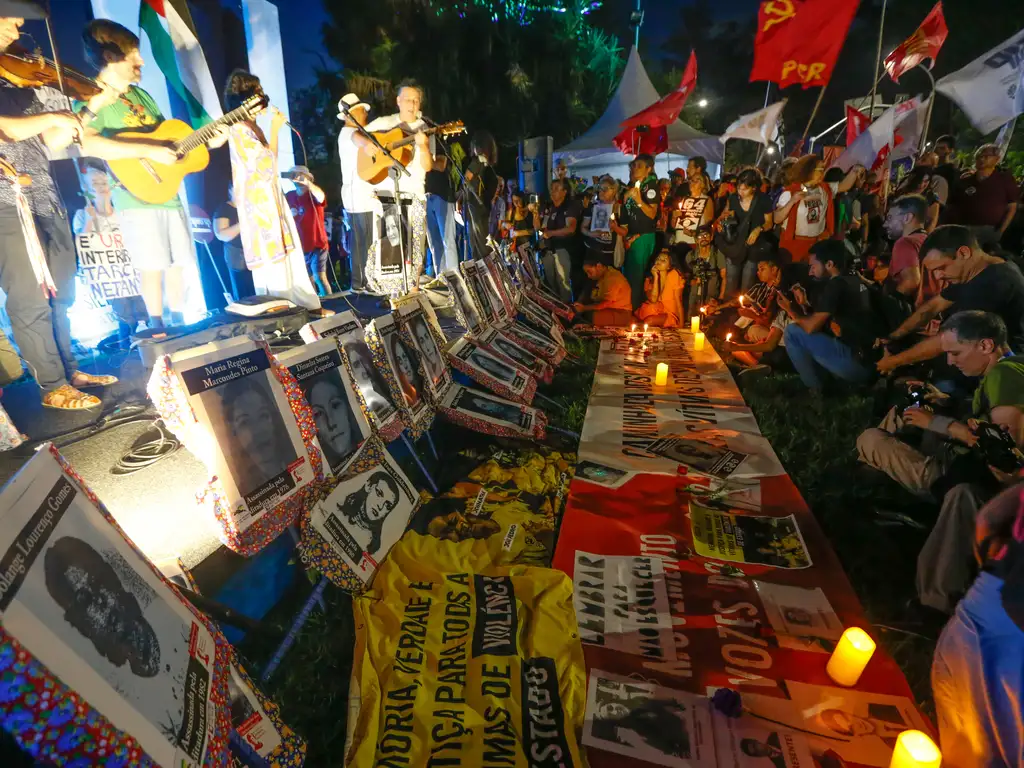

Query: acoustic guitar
<box><xmin>356</xmin><ymin>121</ymin><xmax>466</xmax><ymax>184</ymax></box>
<box><xmin>106</xmin><ymin>92</ymin><xmax>269</xmax><ymax>205</ymax></box>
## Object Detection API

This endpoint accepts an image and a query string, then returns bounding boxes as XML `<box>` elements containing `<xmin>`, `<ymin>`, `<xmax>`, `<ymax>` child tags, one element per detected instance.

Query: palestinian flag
<box><xmin>139</xmin><ymin>0</ymin><xmax>223</xmax><ymax>127</ymax></box>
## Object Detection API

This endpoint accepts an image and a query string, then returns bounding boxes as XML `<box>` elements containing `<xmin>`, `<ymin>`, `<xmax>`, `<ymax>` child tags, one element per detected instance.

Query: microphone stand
<box><xmin>340</xmin><ymin>102</ymin><xmax>413</xmax><ymax>296</ymax></box>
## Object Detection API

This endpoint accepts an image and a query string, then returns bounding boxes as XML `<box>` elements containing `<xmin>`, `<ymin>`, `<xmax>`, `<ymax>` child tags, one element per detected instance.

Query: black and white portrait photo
<box><xmin>458</xmin><ymin>391</ymin><xmax>526</xmax><ymax>425</ymax></box>
<box><xmin>575</xmin><ymin>460</ymin><xmax>630</xmax><ymax>488</ymax></box>
<box><xmin>470</xmin><ymin>272</ymin><xmax>495</xmax><ymax>321</ymax></box>
<box><xmin>447</xmin><ymin>271</ymin><xmax>484</xmax><ymax>332</ymax></box>
<box><xmin>387</xmin><ymin>332</ymin><xmax>425</xmax><ymax>410</ymax></box>
<box><xmin>469</xmin><ymin>350</ymin><xmax>516</xmax><ymax>383</ymax></box>
<box><xmin>492</xmin><ymin>336</ymin><xmax>541</xmax><ymax>370</ymax></box>
<box><xmin>409</xmin><ymin>315</ymin><xmax>445</xmax><ymax>387</ymax></box>
<box><xmin>200</xmin><ymin>375</ymin><xmax>299</xmax><ymax>501</ymax></box>
<box><xmin>342</xmin><ymin>338</ymin><xmax>398</xmax><ymax>422</ymax></box>
<box><xmin>300</xmin><ymin>368</ymin><xmax>365</xmax><ymax>473</ymax></box>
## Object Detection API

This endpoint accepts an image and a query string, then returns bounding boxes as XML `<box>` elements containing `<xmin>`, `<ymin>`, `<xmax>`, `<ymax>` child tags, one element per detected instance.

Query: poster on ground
<box><xmin>573</xmin><ymin>552</ymin><xmax>677</xmax><ymax>662</ymax></box>
<box><xmin>583</xmin><ymin>670</ymin><xmax>714</xmax><ymax>767</ymax></box>
<box><xmin>689</xmin><ymin>502</ymin><xmax>812</xmax><ymax>570</ymax></box>
<box><xmin>0</xmin><ymin>448</ymin><xmax>229</xmax><ymax>766</ymax></box>
<box><xmin>712</xmin><ymin>716</ymin><xmax>815</xmax><ymax>768</ymax></box>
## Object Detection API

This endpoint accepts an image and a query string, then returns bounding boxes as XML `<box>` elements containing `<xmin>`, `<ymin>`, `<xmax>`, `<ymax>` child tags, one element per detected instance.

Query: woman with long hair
<box><xmin>772</xmin><ymin>154</ymin><xmax>865</xmax><ymax>263</ymax></box>
<box><xmin>340</xmin><ymin>470</ymin><xmax>401</xmax><ymax>555</ymax></box>
<box><xmin>303</xmin><ymin>373</ymin><xmax>362</xmax><ymax>472</ymax></box>
<box><xmin>636</xmin><ymin>249</ymin><xmax>686</xmax><ymax>327</ymax></box>
<box><xmin>389</xmin><ymin>334</ymin><xmax>422</xmax><ymax>408</ymax></box>
<box><xmin>715</xmin><ymin>168</ymin><xmax>774</xmax><ymax>296</ymax></box>
<box><xmin>464</xmin><ymin>131</ymin><xmax>499</xmax><ymax>259</ymax></box>
<box><xmin>222</xmin><ymin>69</ymin><xmax>320</xmax><ymax>309</ymax></box>
<box><xmin>507</xmin><ymin>190</ymin><xmax>540</xmax><ymax>248</ymax></box>
<box><xmin>217</xmin><ymin>376</ymin><xmax>295</xmax><ymax>496</ymax></box>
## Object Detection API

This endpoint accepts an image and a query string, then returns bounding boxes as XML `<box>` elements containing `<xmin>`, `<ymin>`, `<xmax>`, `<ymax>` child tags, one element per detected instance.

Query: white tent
<box><xmin>554</xmin><ymin>47</ymin><xmax>725</xmax><ymax>182</ymax></box>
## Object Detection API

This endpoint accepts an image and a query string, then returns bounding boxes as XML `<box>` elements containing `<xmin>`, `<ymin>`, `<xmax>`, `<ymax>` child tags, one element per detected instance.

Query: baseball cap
<box><xmin>283</xmin><ymin>165</ymin><xmax>313</xmax><ymax>182</ymax></box>
<box><xmin>337</xmin><ymin>92</ymin><xmax>370</xmax><ymax>120</ymax></box>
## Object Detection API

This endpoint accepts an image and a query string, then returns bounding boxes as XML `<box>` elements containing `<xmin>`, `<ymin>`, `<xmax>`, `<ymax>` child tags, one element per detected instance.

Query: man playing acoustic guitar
<box><xmin>0</xmin><ymin>12</ymin><xmax>179</xmax><ymax>411</ymax></box>
<box><xmin>78</xmin><ymin>19</ymin><xmax>229</xmax><ymax>331</ymax></box>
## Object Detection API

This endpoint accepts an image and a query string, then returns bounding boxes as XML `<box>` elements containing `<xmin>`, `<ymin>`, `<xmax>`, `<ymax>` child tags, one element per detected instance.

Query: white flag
<box><xmin>720</xmin><ymin>100</ymin><xmax>787</xmax><ymax>146</ymax></box>
<box><xmin>890</xmin><ymin>96</ymin><xmax>930</xmax><ymax>162</ymax></box>
<box><xmin>834</xmin><ymin>104</ymin><xmax>897</xmax><ymax>172</ymax></box>
<box><xmin>936</xmin><ymin>28</ymin><xmax>1024</xmax><ymax>135</ymax></box>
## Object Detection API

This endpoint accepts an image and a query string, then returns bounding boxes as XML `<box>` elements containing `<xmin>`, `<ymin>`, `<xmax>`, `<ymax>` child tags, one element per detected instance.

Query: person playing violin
<box><xmin>0</xmin><ymin>13</ymin><xmax>176</xmax><ymax>411</ymax></box>
<box><xmin>77</xmin><ymin>19</ymin><xmax>228</xmax><ymax>332</ymax></box>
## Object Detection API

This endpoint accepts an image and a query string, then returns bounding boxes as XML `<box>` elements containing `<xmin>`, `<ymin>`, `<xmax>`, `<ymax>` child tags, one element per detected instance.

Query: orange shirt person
<box><xmin>574</xmin><ymin>257</ymin><xmax>633</xmax><ymax>327</ymax></box>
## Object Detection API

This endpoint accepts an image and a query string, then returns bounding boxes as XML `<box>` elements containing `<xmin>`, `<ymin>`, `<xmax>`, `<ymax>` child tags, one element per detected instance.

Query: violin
<box><xmin>0</xmin><ymin>44</ymin><xmax>101</xmax><ymax>100</ymax></box>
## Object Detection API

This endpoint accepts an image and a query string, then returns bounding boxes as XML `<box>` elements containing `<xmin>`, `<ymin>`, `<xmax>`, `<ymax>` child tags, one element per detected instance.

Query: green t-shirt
<box><xmin>78</xmin><ymin>86</ymin><xmax>182</xmax><ymax>211</ymax></box>
<box><xmin>973</xmin><ymin>356</ymin><xmax>1024</xmax><ymax>419</ymax></box>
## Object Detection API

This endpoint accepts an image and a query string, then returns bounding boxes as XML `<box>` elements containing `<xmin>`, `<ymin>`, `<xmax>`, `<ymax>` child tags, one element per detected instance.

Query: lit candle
<box><xmin>631</xmin><ymin>323</ymin><xmax>637</xmax><ymax>334</ymax></box>
<box><xmin>739</xmin><ymin>295</ymin><xmax>746</xmax><ymax>307</ymax></box>
<box><xmin>694</xmin><ymin>332</ymin><xmax>705</xmax><ymax>351</ymax></box>
<box><xmin>690</xmin><ymin>316</ymin><xmax>700</xmax><ymax>333</ymax></box>
<box><xmin>725</xmin><ymin>332</ymin><xmax>733</xmax><ymax>342</ymax></box>
<box><xmin>655</xmin><ymin>363</ymin><xmax>669</xmax><ymax>386</ymax></box>
<box><xmin>643</xmin><ymin>323</ymin><xmax>649</xmax><ymax>335</ymax></box>
<box><xmin>889</xmin><ymin>730</ymin><xmax>941</xmax><ymax>768</ymax></box>
<box><xmin>826</xmin><ymin>627</ymin><xmax>876</xmax><ymax>687</ymax></box>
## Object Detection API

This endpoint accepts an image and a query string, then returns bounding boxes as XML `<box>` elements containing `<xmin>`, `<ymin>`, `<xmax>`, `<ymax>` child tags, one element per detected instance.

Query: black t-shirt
<box><xmin>214</xmin><ymin>202</ymin><xmax>246</xmax><ymax>272</ymax></box>
<box><xmin>719</xmin><ymin>191</ymin><xmax>773</xmax><ymax>263</ymax></box>
<box><xmin>621</xmin><ymin>174</ymin><xmax>660</xmax><ymax>236</ymax></box>
<box><xmin>942</xmin><ymin>261</ymin><xmax>1024</xmax><ymax>352</ymax></box>
<box><xmin>933</xmin><ymin>163</ymin><xmax>959</xmax><ymax>192</ymax></box>
<box><xmin>466</xmin><ymin>158</ymin><xmax>499</xmax><ymax>211</ymax></box>
<box><xmin>815</xmin><ymin>274</ymin><xmax>881</xmax><ymax>351</ymax></box>
<box><xmin>543</xmin><ymin>198</ymin><xmax>583</xmax><ymax>252</ymax></box>
<box><xmin>425</xmin><ymin>168</ymin><xmax>454</xmax><ymax>202</ymax></box>
<box><xmin>510</xmin><ymin>207</ymin><xmax>535</xmax><ymax>247</ymax></box>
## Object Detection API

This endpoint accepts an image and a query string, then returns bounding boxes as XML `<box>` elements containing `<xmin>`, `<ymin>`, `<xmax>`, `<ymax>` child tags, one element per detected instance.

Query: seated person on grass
<box><xmin>684</xmin><ymin>225</ymin><xmax>727</xmax><ymax>317</ymax></box>
<box><xmin>636</xmin><ymin>249</ymin><xmax>685</xmax><ymax>328</ymax></box>
<box><xmin>706</xmin><ymin>256</ymin><xmax>783</xmax><ymax>340</ymax></box>
<box><xmin>721</xmin><ymin>289</ymin><xmax>796</xmax><ymax>379</ymax></box>
<box><xmin>877</xmin><ymin>225</ymin><xmax>1024</xmax><ymax>378</ymax></box>
<box><xmin>573</xmin><ymin>256</ymin><xmax>633</xmax><ymax>327</ymax></box>
<box><xmin>777</xmin><ymin>240</ymin><xmax>881</xmax><ymax>394</ymax></box>
<box><xmin>857</xmin><ymin>311</ymin><xmax>1024</xmax><ymax>613</ymax></box>
<box><xmin>933</xmin><ymin>482</ymin><xmax>1024</xmax><ymax>768</ymax></box>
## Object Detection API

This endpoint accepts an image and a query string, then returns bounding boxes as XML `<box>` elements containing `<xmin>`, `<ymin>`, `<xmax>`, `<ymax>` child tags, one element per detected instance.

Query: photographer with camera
<box><xmin>858</xmin><ymin>311</ymin><xmax>1024</xmax><ymax>612</ymax></box>
<box><xmin>777</xmin><ymin>240</ymin><xmax>883</xmax><ymax>395</ymax></box>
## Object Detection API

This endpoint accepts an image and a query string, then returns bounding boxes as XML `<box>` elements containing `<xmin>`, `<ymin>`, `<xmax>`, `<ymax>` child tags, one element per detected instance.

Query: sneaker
<box><xmin>737</xmin><ymin>364</ymin><xmax>771</xmax><ymax>381</ymax></box>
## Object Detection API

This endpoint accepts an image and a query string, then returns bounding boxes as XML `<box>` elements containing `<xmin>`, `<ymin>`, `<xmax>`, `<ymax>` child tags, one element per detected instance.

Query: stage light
<box><xmin>698</xmin><ymin>98</ymin><xmax>708</xmax><ymax>108</ymax></box>
<box><xmin>889</xmin><ymin>730</ymin><xmax>941</xmax><ymax>768</ymax></box>
<box><xmin>766</xmin><ymin>146</ymin><xmax>776</xmax><ymax>155</ymax></box>
<box><xmin>827</xmin><ymin>627</ymin><xmax>876</xmax><ymax>686</ymax></box>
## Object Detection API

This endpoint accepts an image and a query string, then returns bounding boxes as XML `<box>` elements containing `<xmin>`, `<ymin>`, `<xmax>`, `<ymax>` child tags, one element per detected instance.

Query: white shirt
<box><xmin>776</xmin><ymin>182</ymin><xmax>838</xmax><ymax>239</ymax></box>
<box><xmin>339</xmin><ymin>126</ymin><xmax>379</xmax><ymax>214</ymax></box>
<box><xmin>362</xmin><ymin>114</ymin><xmax>434</xmax><ymax>199</ymax></box>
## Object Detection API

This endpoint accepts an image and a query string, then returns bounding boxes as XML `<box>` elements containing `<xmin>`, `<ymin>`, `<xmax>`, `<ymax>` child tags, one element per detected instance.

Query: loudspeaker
<box><xmin>518</xmin><ymin>136</ymin><xmax>553</xmax><ymax>196</ymax></box>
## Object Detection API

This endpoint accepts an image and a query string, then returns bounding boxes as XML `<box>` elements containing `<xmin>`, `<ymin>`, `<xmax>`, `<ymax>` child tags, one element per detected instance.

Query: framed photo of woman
<box><xmin>367</xmin><ymin>314</ymin><xmax>433</xmax><ymax>431</ymax></box>
<box><xmin>462</xmin><ymin>260</ymin><xmax>508</xmax><ymax>325</ymax></box>
<box><xmin>277</xmin><ymin>339</ymin><xmax>372</xmax><ymax>477</ymax></box>
<box><xmin>439</xmin><ymin>385</ymin><xmax>542</xmax><ymax>439</ymax></box>
<box><xmin>446</xmin><ymin>336</ymin><xmax>535</xmax><ymax>404</ymax></box>
<box><xmin>170</xmin><ymin>337</ymin><xmax>314</xmax><ymax>528</ymax></box>
<box><xmin>396</xmin><ymin>297</ymin><xmax>454</xmax><ymax>402</ymax></box>
<box><xmin>442</xmin><ymin>269</ymin><xmax>486</xmax><ymax>336</ymax></box>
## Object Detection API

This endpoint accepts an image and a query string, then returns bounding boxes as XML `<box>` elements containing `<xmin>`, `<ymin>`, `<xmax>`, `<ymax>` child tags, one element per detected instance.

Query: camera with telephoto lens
<box><xmin>973</xmin><ymin>420</ymin><xmax>1024</xmax><ymax>474</ymax></box>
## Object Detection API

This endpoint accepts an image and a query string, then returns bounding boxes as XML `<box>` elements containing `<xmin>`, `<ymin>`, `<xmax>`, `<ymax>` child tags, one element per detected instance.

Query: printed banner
<box><xmin>346</xmin><ymin>554</ymin><xmax>588</xmax><ymax>767</ymax></box>
<box><xmin>689</xmin><ymin>502</ymin><xmax>812</xmax><ymax>570</ymax></box>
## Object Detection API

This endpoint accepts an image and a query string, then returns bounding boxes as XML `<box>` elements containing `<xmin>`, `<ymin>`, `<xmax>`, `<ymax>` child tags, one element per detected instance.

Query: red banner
<box><xmin>613</xmin><ymin>126</ymin><xmax>669</xmax><ymax>157</ymax></box>
<box><xmin>620</xmin><ymin>50</ymin><xmax>697</xmax><ymax>131</ymax></box>
<box><xmin>846</xmin><ymin>104</ymin><xmax>870</xmax><ymax>146</ymax></box>
<box><xmin>884</xmin><ymin>1</ymin><xmax>948</xmax><ymax>82</ymax></box>
<box><xmin>750</xmin><ymin>0</ymin><xmax>861</xmax><ymax>89</ymax></box>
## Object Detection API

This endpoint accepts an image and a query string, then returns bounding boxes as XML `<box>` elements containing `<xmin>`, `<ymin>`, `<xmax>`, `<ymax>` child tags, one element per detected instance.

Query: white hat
<box><xmin>337</xmin><ymin>92</ymin><xmax>370</xmax><ymax>120</ymax></box>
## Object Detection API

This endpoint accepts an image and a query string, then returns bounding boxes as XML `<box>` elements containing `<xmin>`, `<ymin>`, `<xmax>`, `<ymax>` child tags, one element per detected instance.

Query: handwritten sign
<box><xmin>74</xmin><ymin>230</ymin><xmax>140</xmax><ymax>304</ymax></box>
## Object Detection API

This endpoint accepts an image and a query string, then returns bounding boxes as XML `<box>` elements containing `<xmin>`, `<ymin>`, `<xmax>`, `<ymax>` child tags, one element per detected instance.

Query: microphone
<box><xmin>416</xmin><ymin>110</ymin><xmax>438</xmax><ymax>128</ymax></box>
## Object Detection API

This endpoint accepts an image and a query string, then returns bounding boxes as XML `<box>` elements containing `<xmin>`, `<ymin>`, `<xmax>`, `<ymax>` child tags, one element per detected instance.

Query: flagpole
<box><xmin>916</xmin><ymin>63</ymin><xmax>936</xmax><ymax>158</ymax></box>
<box><xmin>868</xmin><ymin>0</ymin><xmax>889</xmax><ymax>119</ymax></box>
<box><xmin>801</xmin><ymin>85</ymin><xmax>828</xmax><ymax>151</ymax></box>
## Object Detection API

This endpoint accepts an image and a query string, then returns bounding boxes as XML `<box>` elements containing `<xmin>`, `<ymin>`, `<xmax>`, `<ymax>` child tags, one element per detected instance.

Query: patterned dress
<box><xmin>0</xmin><ymin>402</ymin><xmax>23</xmax><ymax>451</ymax></box>
<box><xmin>227</xmin><ymin>124</ymin><xmax>320</xmax><ymax>309</ymax></box>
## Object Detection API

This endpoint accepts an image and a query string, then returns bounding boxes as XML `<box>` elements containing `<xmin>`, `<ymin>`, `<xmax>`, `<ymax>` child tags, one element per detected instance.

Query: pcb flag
<box><xmin>720</xmin><ymin>100</ymin><xmax>787</xmax><ymax>146</ymax></box>
<box><xmin>936</xmin><ymin>28</ymin><xmax>1024</xmax><ymax>135</ymax></box>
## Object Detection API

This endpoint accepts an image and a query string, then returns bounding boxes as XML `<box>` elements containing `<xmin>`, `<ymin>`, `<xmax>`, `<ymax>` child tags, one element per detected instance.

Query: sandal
<box><xmin>71</xmin><ymin>372</ymin><xmax>119</xmax><ymax>387</ymax></box>
<box><xmin>42</xmin><ymin>384</ymin><xmax>101</xmax><ymax>411</ymax></box>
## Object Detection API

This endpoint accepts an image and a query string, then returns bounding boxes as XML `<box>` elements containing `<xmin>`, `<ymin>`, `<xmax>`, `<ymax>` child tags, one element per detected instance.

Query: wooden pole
<box><xmin>916</xmin><ymin>63</ymin><xmax>937</xmax><ymax>158</ymax></box>
<box><xmin>868</xmin><ymin>0</ymin><xmax>889</xmax><ymax>120</ymax></box>
<box><xmin>800</xmin><ymin>85</ymin><xmax>829</xmax><ymax>151</ymax></box>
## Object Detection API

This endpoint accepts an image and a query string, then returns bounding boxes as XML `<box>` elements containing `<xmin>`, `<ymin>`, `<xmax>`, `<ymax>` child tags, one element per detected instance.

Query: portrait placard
<box><xmin>477</xmin><ymin>326</ymin><xmax>550</xmax><ymax>376</ymax></box>
<box><xmin>462</xmin><ymin>260</ymin><xmax>509</xmax><ymax>325</ymax></box>
<box><xmin>516</xmin><ymin>244</ymin><xmax>542</xmax><ymax>288</ymax></box>
<box><xmin>367</xmin><ymin>314</ymin><xmax>434</xmax><ymax>433</ymax></box>
<box><xmin>396</xmin><ymin>296</ymin><xmax>454</xmax><ymax>402</ymax></box>
<box><xmin>442</xmin><ymin>269</ymin><xmax>487</xmax><ymax>336</ymax></box>
<box><xmin>439</xmin><ymin>384</ymin><xmax>544</xmax><ymax>439</ymax></box>
<box><xmin>305</xmin><ymin>312</ymin><xmax>405</xmax><ymax>442</ymax></box>
<box><xmin>277</xmin><ymin>339</ymin><xmax>372</xmax><ymax>477</ymax></box>
<box><xmin>169</xmin><ymin>337</ymin><xmax>314</xmax><ymax>533</ymax></box>
<box><xmin>446</xmin><ymin>336</ymin><xmax>536</xmax><ymax>404</ymax></box>
<box><xmin>0</xmin><ymin>448</ymin><xmax>232</xmax><ymax>766</ymax></box>
<box><xmin>481</xmin><ymin>254</ymin><xmax>516</xmax><ymax>318</ymax></box>
<box><xmin>306</xmin><ymin>450</ymin><xmax>419</xmax><ymax>586</ymax></box>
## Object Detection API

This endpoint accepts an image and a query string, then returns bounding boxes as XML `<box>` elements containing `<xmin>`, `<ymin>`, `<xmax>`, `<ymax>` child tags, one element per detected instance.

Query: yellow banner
<box><xmin>346</xmin><ymin>544</ymin><xmax>588</xmax><ymax>767</ymax></box>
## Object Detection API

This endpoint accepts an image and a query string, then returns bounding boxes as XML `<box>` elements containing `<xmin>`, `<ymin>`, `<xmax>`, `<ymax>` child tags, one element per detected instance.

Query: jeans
<box><xmin>425</xmin><ymin>193</ymin><xmax>457</xmax><ymax>276</ymax></box>
<box><xmin>344</xmin><ymin>210</ymin><xmax>374</xmax><ymax>291</ymax></box>
<box><xmin>725</xmin><ymin>259</ymin><xmax>757</xmax><ymax>297</ymax></box>
<box><xmin>541</xmin><ymin>248</ymin><xmax>572</xmax><ymax>302</ymax></box>
<box><xmin>783</xmin><ymin>324</ymin><xmax>872</xmax><ymax>390</ymax></box>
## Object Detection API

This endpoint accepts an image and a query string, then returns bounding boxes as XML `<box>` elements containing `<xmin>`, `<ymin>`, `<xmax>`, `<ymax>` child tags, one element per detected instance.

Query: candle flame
<box><xmin>643</xmin><ymin>324</ymin><xmax>649</xmax><ymax>333</ymax></box>
<box><xmin>631</xmin><ymin>323</ymin><xmax>636</xmax><ymax>332</ymax></box>
<box><xmin>726</xmin><ymin>332</ymin><xmax>733</xmax><ymax>341</ymax></box>
<box><xmin>739</xmin><ymin>295</ymin><xmax>746</xmax><ymax>306</ymax></box>
<box><xmin>700</xmin><ymin>306</ymin><xmax>707</xmax><ymax>314</ymax></box>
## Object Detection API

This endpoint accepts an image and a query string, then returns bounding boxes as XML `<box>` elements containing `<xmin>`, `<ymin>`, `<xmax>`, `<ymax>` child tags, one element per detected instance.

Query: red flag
<box><xmin>883</xmin><ymin>2</ymin><xmax>948</xmax><ymax>82</ymax></box>
<box><xmin>613</xmin><ymin>126</ymin><xmax>668</xmax><ymax>156</ymax></box>
<box><xmin>620</xmin><ymin>51</ymin><xmax>697</xmax><ymax>130</ymax></box>
<box><xmin>846</xmin><ymin>105</ymin><xmax>870</xmax><ymax>145</ymax></box>
<box><xmin>750</xmin><ymin>0</ymin><xmax>861</xmax><ymax>89</ymax></box>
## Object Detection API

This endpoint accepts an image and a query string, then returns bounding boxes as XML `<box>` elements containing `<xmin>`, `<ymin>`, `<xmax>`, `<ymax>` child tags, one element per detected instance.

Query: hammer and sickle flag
<box><xmin>750</xmin><ymin>0</ymin><xmax>861</xmax><ymax>89</ymax></box>
<box><xmin>884</xmin><ymin>2</ymin><xmax>948</xmax><ymax>82</ymax></box>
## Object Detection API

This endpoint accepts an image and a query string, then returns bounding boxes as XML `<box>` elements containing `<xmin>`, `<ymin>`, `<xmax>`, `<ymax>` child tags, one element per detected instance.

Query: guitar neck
<box><xmin>174</xmin><ymin>105</ymin><xmax>254</xmax><ymax>155</ymax></box>
<box><xmin>388</xmin><ymin>126</ymin><xmax>438</xmax><ymax>151</ymax></box>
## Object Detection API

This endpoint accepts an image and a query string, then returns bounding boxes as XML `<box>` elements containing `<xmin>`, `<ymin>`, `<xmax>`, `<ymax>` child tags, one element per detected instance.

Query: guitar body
<box><xmin>106</xmin><ymin>119</ymin><xmax>211</xmax><ymax>205</ymax></box>
<box><xmin>356</xmin><ymin>126</ymin><xmax>417</xmax><ymax>185</ymax></box>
